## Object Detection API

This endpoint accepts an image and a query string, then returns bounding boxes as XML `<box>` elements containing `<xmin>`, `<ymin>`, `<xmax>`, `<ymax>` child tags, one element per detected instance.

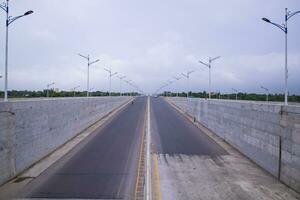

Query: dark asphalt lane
<box><xmin>151</xmin><ymin>97</ymin><xmax>227</xmax><ymax>156</ymax></box>
<box><xmin>19</xmin><ymin>97</ymin><xmax>147</xmax><ymax>199</ymax></box>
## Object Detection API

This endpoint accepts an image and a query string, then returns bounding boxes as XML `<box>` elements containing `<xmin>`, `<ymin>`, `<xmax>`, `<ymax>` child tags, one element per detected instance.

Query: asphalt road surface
<box><xmin>19</xmin><ymin>97</ymin><xmax>147</xmax><ymax>199</ymax></box>
<box><xmin>150</xmin><ymin>97</ymin><xmax>227</xmax><ymax>156</ymax></box>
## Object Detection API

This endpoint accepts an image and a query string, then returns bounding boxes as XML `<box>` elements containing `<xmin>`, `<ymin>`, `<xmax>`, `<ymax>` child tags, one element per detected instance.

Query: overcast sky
<box><xmin>0</xmin><ymin>0</ymin><xmax>299</xmax><ymax>94</ymax></box>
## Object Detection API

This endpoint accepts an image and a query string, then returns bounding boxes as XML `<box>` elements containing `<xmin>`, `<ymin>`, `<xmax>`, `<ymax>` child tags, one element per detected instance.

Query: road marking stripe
<box><xmin>146</xmin><ymin>96</ymin><xmax>152</xmax><ymax>200</ymax></box>
<box><xmin>154</xmin><ymin>154</ymin><xmax>163</xmax><ymax>200</ymax></box>
<box><xmin>134</xmin><ymin>101</ymin><xmax>147</xmax><ymax>200</ymax></box>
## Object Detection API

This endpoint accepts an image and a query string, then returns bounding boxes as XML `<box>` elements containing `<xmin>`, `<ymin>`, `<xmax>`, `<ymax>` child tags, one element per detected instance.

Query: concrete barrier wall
<box><xmin>0</xmin><ymin>97</ymin><xmax>130</xmax><ymax>185</ymax></box>
<box><xmin>167</xmin><ymin>97</ymin><xmax>300</xmax><ymax>192</ymax></box>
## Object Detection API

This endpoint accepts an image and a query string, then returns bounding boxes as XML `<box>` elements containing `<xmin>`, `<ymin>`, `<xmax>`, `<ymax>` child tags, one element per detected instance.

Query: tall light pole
<box><xmin>0</xmin><ymin>1</ymin><xmax>33</xmax><ymax>101</ymax></box>
<box><xmin>71</xmin><ymin>85</ymin><xmax>80</xmax><ymax>97</ymax></box>
<box><xmin>182</xmin><ymin>71</ymin><xmax>195</xmax><ymax>99</ymax></box>
<box><xmin>46</xmin><ymin>82</ymin><xmax>55</xmax><ymax>98</ymax></box>
<box><xmin>261</xmin><ymin>86</ymin><xmax>269</xmax><ymax>102</ymax></box>
<box><xmin>199</xmin><ymin>56</ymin><xmax>221</xmax><ymax>99</ymax></box>
<box><xmin>78</xmin><ymin>54</ymin><xmax>100</xmax><ymax>97</ymax></box>
<box><xmin>125</xmin><ymin>79</ymin><xmax>132</xmax><ymax>96</ymax></box>
<box><xmin>218</xmin><ymin>91</ymin><xmax>221</xmax><ymax>99</ymax></box>
<box><xmin>262</xmin><ymin>8</ymin><xmax>300</xmax><ymax>105</ymax></box>
<box><xmin>117</xmin><ymin>75</ymin><xmax>126</xmax><ymax>96</ymax></box>
<box><xmin>173</xmin><ymin>76</ymin><xmax>182</xmax><ymax>97</ymax></box>
<box><xmin>232</xmin><ymin>88</ymin><xmax>238</xmax><ymax>100</ymax></box>
<box><xmin>165</xmin><ymin>80</ymin><xmax>173</xmax><ymax>96</ymax></box>
<box><xmin>104</xmin><ymin>68</ymin><xmax>117</xmax><ymax>97</ymax></box>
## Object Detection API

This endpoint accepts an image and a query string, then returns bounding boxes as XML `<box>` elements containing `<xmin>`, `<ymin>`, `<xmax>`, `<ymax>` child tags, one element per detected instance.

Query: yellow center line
<box><xmin>154</xmin><ymin>154</ymin><xmax>163</xmax><ymax>200</ymax></box>
<box><xmin>134</xmin><ymin>100</ymin><xmax>147</xmax><ymax>199</ymax></box>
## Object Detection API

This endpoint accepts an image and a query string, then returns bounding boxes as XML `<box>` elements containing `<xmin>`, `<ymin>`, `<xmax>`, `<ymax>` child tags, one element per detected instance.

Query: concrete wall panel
<box><xmin>0</xmin><ymin>97</ymin><xmax>129</xmax><ymax>185</ymax></box>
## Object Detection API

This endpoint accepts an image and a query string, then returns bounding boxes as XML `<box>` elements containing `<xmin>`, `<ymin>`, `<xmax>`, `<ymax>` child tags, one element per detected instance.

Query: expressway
<box><xmin>18</xmin><ymin>97</ymin><xmax>147</xmax><ymax>199</ymax></box>
<box><xmin>7</xmin><ymin>96</ymin><xmax>300</xmax><ymax>200</ymax></box>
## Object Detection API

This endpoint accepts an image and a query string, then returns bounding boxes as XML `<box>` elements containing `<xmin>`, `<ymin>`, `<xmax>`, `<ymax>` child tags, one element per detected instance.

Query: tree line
<box><xmin>0</xmin><ymin>90</ymin><xmax>138</xmax><ymax>98</ymax></box>
<box><xmin>162</xmin><ymin>91</ymin><xmax>300</xmax><ymax>103</ymax></box>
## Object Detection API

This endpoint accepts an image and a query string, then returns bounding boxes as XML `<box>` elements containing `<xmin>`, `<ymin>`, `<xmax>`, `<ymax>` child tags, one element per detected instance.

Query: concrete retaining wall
<box><xmin>167</xmin><ymin>97</ymin><xmax>300</xmax><ymax>193</ymax></box>
<box><xmin>0</xmin><ymin>97</ymin><xmax>130</xmax><ymax>185</ymax></box>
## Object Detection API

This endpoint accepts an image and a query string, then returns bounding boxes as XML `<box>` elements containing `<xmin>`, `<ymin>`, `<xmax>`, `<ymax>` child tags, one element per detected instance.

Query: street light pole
<box><xmin>46</xmin><ymin>82</ymin><xmax>55</xmax><ymax>98</ymax></box>
<box><xmin>117</xmin><ymin>75</ymin><xmax>126</xmax><ymax>96</ymax></box>
<box><xmin>262</xmin><ymin>8</ymin><xmax>300</xmax><ymax>105</ymax></box>
<box><xmin>182</xmin><ymin>71</ymin><xmax>195</xmax><ymax>99</ymax></box>
<box><xmin>104</xmin><ymin>68</ymin><xmax>117</xmax><ymax>97</ymax></box>
<box><xmin>261</xmin><ymin>86</ymin><xmax>269</xmax><ymax>102</ymax></box>
<box><xmin>232</xmin><ymin>88</ymin><xmax>238</xmax><ymax>100</ymax></box>
<box><xmin>173</xmin><ymin>76</ymin><xmax>182</xmax><ymax>97</ymax></box>
<box><xmin>0</xmin><ymin>1</ymin><xmax>33</xmax><ymax>101</ymax></box>
<box><xmin>125</xmin><ymin>80</ymin><xmax>132</xmax><ymax>96</ymax></box>
<box><xmin>165</xmin><ymin>80</ymin><xmax>173</xmax><ymax>97</ymax></box>
<box><xmin>199</xmin><ymin>56</ymin><xmax>221</xmax><ymax>99</ymax></box>
<box><xmin>78</xmin><ymin>54</ymin><xmax>100</xmax><ymax>97</ymax></box>
<box><xmin>71</xmin><ymin>85</ymin><xmax>80</xmax><ymax>97</ymax></box>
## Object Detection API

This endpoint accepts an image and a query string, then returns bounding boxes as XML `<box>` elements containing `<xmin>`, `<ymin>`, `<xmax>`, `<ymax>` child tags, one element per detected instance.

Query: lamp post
<box><xmin>165</xmin><ymin>80</ymin><xmax>173</xmax><ymax>97</ymax></box>
<box><xmin>232</xmin><ymin>88</ymin><xmax>238</xmax><ymax>100</ymax></box>
<box><xmin>199</xmin><ymin>56</ymin><xmax>221</xmax><ymax>99</ymax></box>
<box><xmin>71</xmin><ymin>85</ymin><xmax>80</xmax><ymax>97</ymax></box>
<box><xmin>103</xmin><ymin>68</ymin><xmax>117</xmax><ymax>97</ymax></box>
<box><xmin>0</xmin><ymin>1</ymin><xmax>33</xmax><ymax>101</ymax></box>
<box><xmin>173</xmin><ymin>76</ymin><xmax>182</xmax><ymax>97</ymax></box>
<box><xmin>78</xmin><ymin>54</ymin><xmax>99</xmax><ymax>97</ymax></box>
<box><xmin>262</xmin><ymin>8</ymin><xmax>300</xmax><ymax>105</ymax></box>
<box><xmin>182</xmin><ymin>71</ymin><xmax>195</xmax><ymax>99</ymax></box>
<box><xmin>261</xmin><ymin>86</ymin><xmax>269</xmax><ymax>102</ymax></box>
<box><xmin>125</xmin><ymin>79</ymin><xmax>132</xmax><ymax>96</ymax></box>
<box><xmin>46</xmin><ymin>82</ymin><xmax>55</xmax><ymax>98</ymax></box>
<box><xmin>117</xmin><ymin>75</ymin><xmax>126</xmax><ymax>96</ymax></box>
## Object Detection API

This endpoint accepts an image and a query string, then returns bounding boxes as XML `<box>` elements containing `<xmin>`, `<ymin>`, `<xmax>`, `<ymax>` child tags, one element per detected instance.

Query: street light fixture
<box><xmin>260</xmin><ymin>86</ymin><xmax>269</xmax><ymax>102</ymax></box>
<box><xmin>46</xmin><ymin>82</ymin><xmax>55</xmax><ymax>98</ymax></box>
<box><xmin>232</xmin><ymin>88</ymin><xmax>238</xmax><ymax>100</ymax></box>
<box><xmin>262</xmin><ymin>8</ymin><xmax>300</xmax><ymax>105</ymax></box>
<box><xmin>78</xmin><ymin>54</ymin><xmax>100</xmax><ymax>97</ymax></box>
<box><xmin>182</xmin><ymin>70</ymin><xmax>195</xmax><ymax>99</ymax></box>
<box><xmin>117</xmin><ymin>75</ymin><xmax>126</xmax><ymax>96</ymax></box>
<box><xmin>103</xmin><ymin>68</ymin><xmax>117</xmax><ymax>97</ymax></box>
<box><xmin>0</xmin><ymin>0</ymin><xmax>33</xmax><ymax>101</ymax></box>
<box><xmin>199</xmin><ymin>56</ymin><xmax>221</xmax><ymax>99</ymax></box>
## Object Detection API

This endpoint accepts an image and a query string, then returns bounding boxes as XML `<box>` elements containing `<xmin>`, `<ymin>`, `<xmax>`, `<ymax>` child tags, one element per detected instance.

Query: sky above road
<box><xmin>0</xmin><ymin>0</ymin><xmax>299</xmax><ymax>94</ymax></box>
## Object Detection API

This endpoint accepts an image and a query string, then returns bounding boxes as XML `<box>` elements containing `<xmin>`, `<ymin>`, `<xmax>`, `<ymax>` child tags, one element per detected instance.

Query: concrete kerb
<box><xmin>0</xmin><ymin>97</ymin><xmax>134</xmax><ymax>199</ymax></box>
<box><xmin>164</xmin><ymin>97</ymin><xmax>300</xmax><ymax>195</ymax></box>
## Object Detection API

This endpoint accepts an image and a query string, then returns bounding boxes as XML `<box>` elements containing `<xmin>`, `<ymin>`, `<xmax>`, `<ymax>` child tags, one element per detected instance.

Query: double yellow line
<box><xmin>134</xmin><ymin>97</ymin><xmax>162</xmax><ymax>200</ymax></box>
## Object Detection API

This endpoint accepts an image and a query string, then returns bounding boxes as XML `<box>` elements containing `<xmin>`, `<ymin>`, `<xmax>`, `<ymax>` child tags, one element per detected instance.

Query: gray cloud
<box><xmin>0</xmin><ymin>0</ymin><xmax>299</xmax><ymax>94</ymax></box>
